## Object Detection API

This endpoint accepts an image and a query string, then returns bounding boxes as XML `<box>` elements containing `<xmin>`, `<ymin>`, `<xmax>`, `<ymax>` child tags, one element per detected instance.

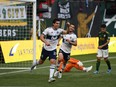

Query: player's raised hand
<box><xmin>66</xmin><ymin>22</ymin><xmax>70</xmax><ymax>27</ymax></box>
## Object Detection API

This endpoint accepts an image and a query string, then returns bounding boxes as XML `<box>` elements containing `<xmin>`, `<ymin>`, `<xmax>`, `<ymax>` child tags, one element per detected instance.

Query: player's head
<box><xmin>67</xmin><ymin>24</ymin><xmax>75</xmax><ymax>33</ymax></box>
<box><xmin>52</xmin><ymin>18</ymin><xmax>60</xmax><ymax>29</ymax></box>
<box><xmin>100</xmin><ymin>24</ymin><xmax>106</xmax><ymax>32</ymax></box>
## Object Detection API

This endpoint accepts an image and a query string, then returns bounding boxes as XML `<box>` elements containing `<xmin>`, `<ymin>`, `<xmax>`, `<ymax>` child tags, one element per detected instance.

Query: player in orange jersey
<box><xmin>54</xmin><ymin>58</ymin><xmax>92</xmax><ymax>78</ymax></box>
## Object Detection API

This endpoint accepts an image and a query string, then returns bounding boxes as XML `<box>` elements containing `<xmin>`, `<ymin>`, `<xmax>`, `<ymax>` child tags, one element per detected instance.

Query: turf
<box><xmin>0</xmin><ymin>53</ymin><xmax>116</xmax><ymax>87</ymax></box>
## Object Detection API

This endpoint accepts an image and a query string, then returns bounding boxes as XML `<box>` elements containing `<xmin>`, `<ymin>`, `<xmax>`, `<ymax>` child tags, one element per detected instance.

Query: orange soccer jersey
<box><xmin>58</xmin><ymin>58</ymin><xmax>84</xmax><ymax>72</ymax></box>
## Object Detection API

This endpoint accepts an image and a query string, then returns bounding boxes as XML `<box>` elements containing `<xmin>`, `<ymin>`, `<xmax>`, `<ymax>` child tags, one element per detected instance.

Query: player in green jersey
<box><xmin>94</xmin><ymin>24</ymin><xmax>111</xmax><ymax>74</ymax></box>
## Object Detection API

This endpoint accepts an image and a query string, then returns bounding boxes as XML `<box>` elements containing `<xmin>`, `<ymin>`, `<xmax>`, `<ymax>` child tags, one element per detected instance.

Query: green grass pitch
<box><xmin>0</xmin><ymin>53</ymin><xmax>116</xmax><ymax>87</ymax></box>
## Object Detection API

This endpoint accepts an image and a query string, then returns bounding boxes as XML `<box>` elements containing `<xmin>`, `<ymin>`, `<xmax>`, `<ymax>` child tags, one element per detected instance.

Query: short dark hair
<box><xmin>52</xmin><ymin>18</ymin><xmax>60</xmax><ymax>23</ymax></box>
<box><xmin>101</xmin><ymin>24</ymin><xmax>106</xmax><ymax>28</ymax></box>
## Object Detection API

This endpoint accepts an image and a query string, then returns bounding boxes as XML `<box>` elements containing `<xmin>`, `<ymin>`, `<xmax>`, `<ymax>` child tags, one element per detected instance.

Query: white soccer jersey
<box><xmin>42</xmin><ymin>27</ymin><xmax>64</xmax><ymax>51</ymax></box>
<box><xmin>60</xmin><ymin>33</ymin><xmax>77</xmax><ymax>53</ymax></box>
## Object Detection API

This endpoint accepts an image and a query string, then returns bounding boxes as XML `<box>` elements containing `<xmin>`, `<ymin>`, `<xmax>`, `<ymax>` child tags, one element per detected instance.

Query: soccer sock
<box><xmin>96</xmin><ymin>61</ymin><xmax>100</xmax><ymax>71</ymax></box>
<box><xmin>49</xmin><ymin>64</ymin><xmax>56</xmax><ymax>78</ymax></box>
<box><xmin>32</xmin><ymin>61</ymin><xmax>39</xmax><ymax>66</ymax></box>
<box><xmin>105</xmin><ymin>60</ymin><xmax>111</xmax><ymax>70</ymax></box>
<box><xmin>36</xmin><ymin>61</ymin><xmax>39</xmax><ymax>65</ymax></box>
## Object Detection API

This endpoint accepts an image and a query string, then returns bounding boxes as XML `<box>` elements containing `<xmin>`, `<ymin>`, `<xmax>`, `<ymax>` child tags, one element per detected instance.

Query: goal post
<box><xmin>18</xmin><ymin>0</ymin><xmax>36</xmax><ymax>64</ymax></box>
<box><xmin>0</xmin><ymin>0</ymin><xmax>37</xmax><ymax>69</ymax></box>
<box><xmin>19</xmin><ymin>0</ymin><xmax>37</xmax><ymax>67</ymax></box>
<box><xmin>32</xmin><ymin>0</ymin><xmax>37</xmax><ymax>66</ymax></box>
<box><xmin>20</xmin><ymin>0</ymin><xmax>37</xmax><ymax>66</ymax></box>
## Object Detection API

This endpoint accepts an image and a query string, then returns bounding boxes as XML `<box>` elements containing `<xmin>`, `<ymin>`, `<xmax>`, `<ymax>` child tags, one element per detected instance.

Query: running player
<box><xmin>30</xmin><ymin>18</ymin><xmax>67</xmax><ymax>83</ymax></box>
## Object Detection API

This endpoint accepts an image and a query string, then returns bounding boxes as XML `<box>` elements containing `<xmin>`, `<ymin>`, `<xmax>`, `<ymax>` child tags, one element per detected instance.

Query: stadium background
<box><xmin>0</xmin><ymin>0</ymin><xmax>116</xmax><ymax>63</ymax></box>
<box><xmin>0</xmin><ymin>1</ymin><xmax>116</xmax><ymax>87</ymax></box>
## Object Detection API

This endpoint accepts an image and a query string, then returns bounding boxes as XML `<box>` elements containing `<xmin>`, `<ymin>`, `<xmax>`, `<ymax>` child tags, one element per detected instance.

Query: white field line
<box><xmin>0</xmin><ymin>56</ymin><xmax>116</xmax><ymax>76</ymax></box>
<box><xmin>0</xmin><ymin>86</ymin><xmax>30</xmax><ymax>87</ymax></box>
<box><xmin>83</xmin><ymin>56</ymin><xmax>116</xmax><ymax>63</ymax></box>
<box><xmin>0</xmin><ymin>66</ymin><xmax>49</xmax><ymax>76</ymax></box>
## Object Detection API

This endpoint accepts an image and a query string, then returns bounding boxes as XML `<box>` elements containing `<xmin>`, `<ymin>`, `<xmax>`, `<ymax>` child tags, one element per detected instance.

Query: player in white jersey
<box><xmin>54</xmin><ymin>23</ymin><xmax>77</xmax><ymax>78</ymax></box>
<box><xmin>30</xmin><ymin>19</ymin><xmax>66</xmax><ymax>83</ymax></box>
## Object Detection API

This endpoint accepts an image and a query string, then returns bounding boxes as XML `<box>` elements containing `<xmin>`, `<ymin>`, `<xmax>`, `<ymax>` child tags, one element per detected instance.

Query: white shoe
<box><xmin>54</xmin><ymin>71</ymin><xmax>59</xmax><ymax>77</ymax></box>
<box><xmin>107</xmin><ymin>69</ymin><xmax>111</xmax><ymax>73</ymax></box>
<box><xmin>93</xmin><ymin>70</ymin><xmax>99</xmax><ymax>74</ymax></box>
<box><xmin>30</xmin><ymin>63</ymin><xmax>37</xmax><ymax>71</ymax></box>
<box><xmin>86</xmin><ymin>66</ymin><xmax>93</xmax><ymax>72</ymax></box>
<box><xmin>58</xmin><ymin>72</ymin><xmax>62</xmax><ymax>78</ymax></box>
<box><xmin>48</xmin><ymin>77</ymin><xmax>56</xmax><ymax>83</ymax></box>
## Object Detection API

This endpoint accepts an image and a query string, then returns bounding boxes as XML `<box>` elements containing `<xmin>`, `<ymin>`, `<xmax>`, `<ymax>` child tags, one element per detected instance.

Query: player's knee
<box><xmin>50</xmin><ymin>59</ymin><xmax>56</xmax><ymax>64</ymax></box>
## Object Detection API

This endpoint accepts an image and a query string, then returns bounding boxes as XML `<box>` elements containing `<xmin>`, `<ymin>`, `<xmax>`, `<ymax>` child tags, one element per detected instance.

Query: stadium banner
<box><xmin>57</xmin><ymin>0</ymin><xmax>71</xmax><ymax>19</ymax></box>
<box><xmin>71</xmin><ymin>38</ymin><xmax>98</xmax><ymax>55</ymax></box>
<box><xmin>0</xmin><ymin>37</ymin><xmax>116</xmax><ymax>63</ymax></box>
<box><xmin>109</xmin><ymin>37</ymin><xmax>116</xmax><ymax>52</ymax></box>
<box><xmin>1</xmin><ymin>40</ymin><xmax>42</xmax><ymax>63</ymax></box>
<box><xmin>0</xmin><ymin>5</ymin><xmax>27</xmax><ymax>26</ymax></box>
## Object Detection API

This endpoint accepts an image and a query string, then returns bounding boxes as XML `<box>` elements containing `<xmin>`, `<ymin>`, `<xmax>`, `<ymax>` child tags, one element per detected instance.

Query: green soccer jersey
<box><xmin>98</xmin><ymin>31</ymin><xmax>110</xmax><ymax>49</ymax></box>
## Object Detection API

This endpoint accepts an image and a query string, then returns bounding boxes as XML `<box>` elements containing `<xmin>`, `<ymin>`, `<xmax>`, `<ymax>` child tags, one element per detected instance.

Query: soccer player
<box><xmin>94</xmin><ymin>24</ymin><xmax>111</xmax><ymax>74</ymax></box>
<box><xmin>56</xmin><ymin>58</ymin><xmax>92</xmax><ymax>73</ymax></box>
<box><xmin>54</xmin><ymin>23</ymin><xmax>77</xmax><ymax>78</ymax></box>
<box><xmin>30</xmin><ymin>18</ymin><xmax>66</xmax><ymax>83</ymax></box>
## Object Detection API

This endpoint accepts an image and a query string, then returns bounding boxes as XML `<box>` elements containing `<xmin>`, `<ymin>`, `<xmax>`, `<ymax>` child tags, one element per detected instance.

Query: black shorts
<box><xmin>59</xmin><ymin>49</ymin><xmax>70</xmax><ymax>62</ymax></box>
<box><xmin>40</xmin><ymin>48</ymin><xmax>57</xmax><ymax>61</ymax></box>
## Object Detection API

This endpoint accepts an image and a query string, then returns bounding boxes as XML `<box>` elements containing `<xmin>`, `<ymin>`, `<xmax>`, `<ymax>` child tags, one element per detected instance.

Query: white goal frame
<box><xmin>28</xmin><ymin>0</ymin><xmax>37</xmax><ymax>67</ymax></box>
<box><xmin>20</xmin><ymin>0</ymin><xmax>37</xmax><ymax>65</ymax></box>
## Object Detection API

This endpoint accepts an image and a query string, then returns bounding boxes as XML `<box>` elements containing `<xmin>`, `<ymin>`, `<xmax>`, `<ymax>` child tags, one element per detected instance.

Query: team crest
<box><xmin>57</xmin><ymin>31</ymin><xmax>59</xmax><ymax>34</ymax></box>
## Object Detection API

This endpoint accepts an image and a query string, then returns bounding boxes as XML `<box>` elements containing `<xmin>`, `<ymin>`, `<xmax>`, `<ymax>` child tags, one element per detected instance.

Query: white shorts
<box><xmin>97</xmin><ymin>49</ymin><xmax>109</xmax><ymax>58</ymax></box>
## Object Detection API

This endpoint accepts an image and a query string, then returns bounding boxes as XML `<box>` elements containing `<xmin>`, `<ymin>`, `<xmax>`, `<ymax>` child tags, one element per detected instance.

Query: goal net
<box><xmin>0</xmin><ymin>0</ymin><xmax>36</xmax><ymax>70</ymax></box>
